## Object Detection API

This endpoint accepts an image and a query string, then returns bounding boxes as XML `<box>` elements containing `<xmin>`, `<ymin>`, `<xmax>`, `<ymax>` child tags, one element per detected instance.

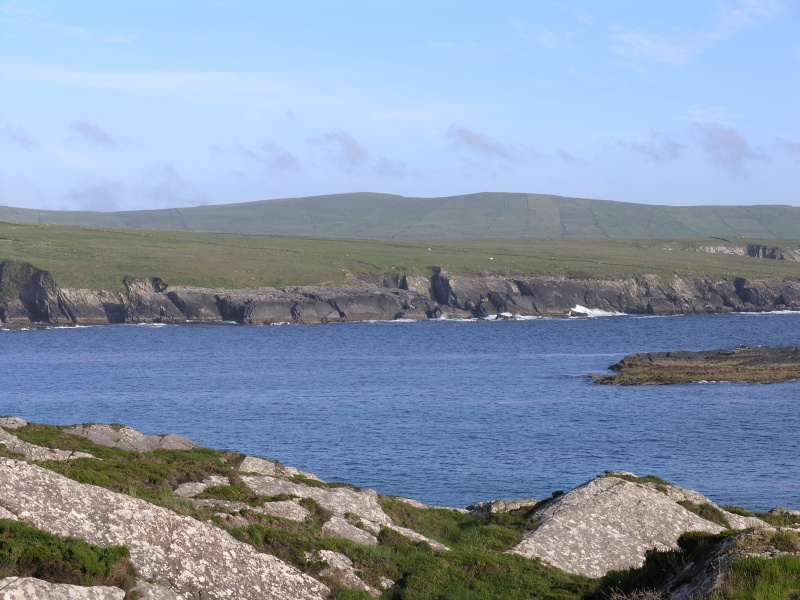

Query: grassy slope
<box><xmin>2</xmin><ymin>222</ymin><xmax>800</xmax><ymax>293</ymax></box>
<box><xmin>2</xmin><ymin>192</ymin><xmax>800</xmax><ymax>239</ymax></box>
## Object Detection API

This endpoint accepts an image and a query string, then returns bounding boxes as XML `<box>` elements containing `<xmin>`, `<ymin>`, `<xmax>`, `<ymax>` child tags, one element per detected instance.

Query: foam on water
<box><xmin>568</xmin><ymin>305</ymin><xmax>625</xmax><ymax>318</ymax></box>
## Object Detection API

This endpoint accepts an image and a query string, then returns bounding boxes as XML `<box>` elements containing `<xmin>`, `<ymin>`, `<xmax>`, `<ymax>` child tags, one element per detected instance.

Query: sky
<box><xmin>0</xmin><ymin>0</ymin><xmax>798</xmax><ymax>212</ymax></box>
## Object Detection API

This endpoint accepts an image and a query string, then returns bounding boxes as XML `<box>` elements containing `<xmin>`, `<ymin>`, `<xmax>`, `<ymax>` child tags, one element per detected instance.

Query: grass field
<box><xmin>1</xmin><ymin>221</ymin><xmax>799</xmax><ymax>292</ymax></box>
<box><xmin>2</xmin><ymin>192</ymin><xmax>800</xmax><ymax>240</ymax></box>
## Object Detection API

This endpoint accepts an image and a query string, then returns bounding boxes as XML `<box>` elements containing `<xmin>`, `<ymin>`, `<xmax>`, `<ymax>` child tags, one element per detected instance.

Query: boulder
<box><xmin>0</xmin><ymin>417</ymin><xmax>26</xmax><ymax>430</ymax></box>
<box><xmin>509</xmin><ymin>476</ymin><xmax>725</xmax><ymax>578</ymax></box>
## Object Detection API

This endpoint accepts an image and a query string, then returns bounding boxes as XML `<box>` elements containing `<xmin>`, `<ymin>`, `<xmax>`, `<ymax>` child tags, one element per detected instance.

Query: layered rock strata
<box><xmin>3</xmin><ymin>260</ymin><xmax>800</xmax><ymax>327</ymax></box>
<box><xmin>596</xmin><ymin>345</ymin><xmax>800</xmax><ymax>384</ymax></box>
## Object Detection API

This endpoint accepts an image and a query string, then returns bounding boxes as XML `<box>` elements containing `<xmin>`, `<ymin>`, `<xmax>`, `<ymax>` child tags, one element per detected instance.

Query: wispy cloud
<box><xmin>238</xmin><ymin>142</ymin><xmax>301</xmax><ymax>175</ymax></box>
<box><xmin>612</xmin><ymin>0</ymin><xmax>783</xmax><ymax>65</ymax></box>
<box><xmin>0</xmin><ymin>5</ymin><xmax>134</xmax><ymax>44</ymax></box>
<box><xmin>692</xmin><ymin>122</ymin><xmax>763</xmax><ymax>173</ymax></box>
<box><xmin>509</xmin><ymin>18</ymin><xmax>569</xmax><ymax>50</ymax></box>
<box><xmin>0</xmin><ymin>124</ymin><xmax>34</xmax><ymax>150</ymax></box>
<box><xmin>71</xmin><ymin>121</ymin><xmax>115</xmax><ymax>147</ymax></box>
<box><xmin>308</xmin><ymin>130</ymin><xmax>370</xmax><ymax>173</ymax></box>
<box><xmin>618</xmin><ymin>129</ymin><xmax>688</xmax><ymax>162</ymax></box>
<box><xmin>446</xmin><ymin>125</ymin><xmax>513</xmax><ymax>161</ymax></box>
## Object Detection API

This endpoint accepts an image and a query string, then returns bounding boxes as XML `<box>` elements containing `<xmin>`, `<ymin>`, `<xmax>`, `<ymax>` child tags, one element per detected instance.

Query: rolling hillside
<box><xmin>2</xmin><ymin>192</ymin><xmax>799</xmax><ymax>239</ymax></box>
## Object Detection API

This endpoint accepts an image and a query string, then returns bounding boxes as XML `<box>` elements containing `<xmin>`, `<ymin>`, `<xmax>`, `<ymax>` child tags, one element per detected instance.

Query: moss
<box><xmin>0</xmin><ymin>518</ymin><xmax>135</xmax><ymax>590</ymax></box>
<box><xmin>723</xmin><ymin>505</ymin><xmax>800</xmax><ymax>527</ymax></box>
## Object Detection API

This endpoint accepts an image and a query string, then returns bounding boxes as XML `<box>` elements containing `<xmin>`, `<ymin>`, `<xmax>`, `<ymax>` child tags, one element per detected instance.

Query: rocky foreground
<box><xmin>1</xmin><ymin>417</ymin><xmax>798</xmax><ymax>599</ymax></box>
<box><xmin>3</xmin><ymin>259</ymin><xmax>800</xmax><ymax>328</ymax></box>
<box><xmin>595</xmin><ymin>345</ymin><xmax>800</xmax><ymax>385</ymax></box>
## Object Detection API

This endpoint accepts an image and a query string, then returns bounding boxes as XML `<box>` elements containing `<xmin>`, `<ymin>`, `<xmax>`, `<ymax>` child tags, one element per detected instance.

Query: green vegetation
<box><xmin>6</xmin><ymin>421</ymin><xmax>800</xmax><ymax>599</ymax></box>
<box><xmin>724</xmin><ymin>505</ymin><xmax>800</xmax><ymax>528</ymax></box>
<box><xmin>0</xmin><ymin>518</ymin><xmax>135</xmax><ymax>589</ymax></box>
<box><xmin>594</xmin><ymin>530</ymin><xmax>737</xmax><ymax>599</ymax></box>
<box><xmin>677</xmin><ymin>501</ymin><xmax>732</xmax><ymax>528</ymax></box>
<box><xmin>708</xmin><ymin>555</ymin><xmax>800</xmax><ymax>599</ymax></box>
<box><xmin>3</xmin><ymin>192</ymin><xmax>800</xmax><ymax>239</ymax></box>
<box><xmin>2</xmin><ymin>221</ymin><xmax>799</xmax><ymax>293</ymax></box>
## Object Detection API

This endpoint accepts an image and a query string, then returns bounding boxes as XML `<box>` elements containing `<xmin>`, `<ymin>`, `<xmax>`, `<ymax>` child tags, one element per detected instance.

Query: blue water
<box><xmin>1</xmin><ymin>313</ymin><xmax>798</xmax><ymax>511</ymax></box>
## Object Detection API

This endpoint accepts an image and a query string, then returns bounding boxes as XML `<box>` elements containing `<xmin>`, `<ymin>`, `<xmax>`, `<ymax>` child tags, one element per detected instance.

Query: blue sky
<box><xmin>1</xmin><ymin>0</ymin><xmax>798</xmax><ymax>211</ymax></box>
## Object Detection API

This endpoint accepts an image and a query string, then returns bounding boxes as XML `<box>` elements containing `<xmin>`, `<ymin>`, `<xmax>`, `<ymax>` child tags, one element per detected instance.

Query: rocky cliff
<box><xmin>2</xmin><ymin>260</ymin><xmax>800</xmax><ymax>328</ymax></box>
<box><xmin>0</xmin><ymin>419</ymin><xmax>798</xmax><ymax>599</ymax></box>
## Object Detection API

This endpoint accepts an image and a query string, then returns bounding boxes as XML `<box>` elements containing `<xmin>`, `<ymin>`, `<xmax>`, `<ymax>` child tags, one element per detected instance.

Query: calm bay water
<box><xmin>2</xmin><ymin>313</ymin><xmax>798</xmax><ymax>511</ymax></box>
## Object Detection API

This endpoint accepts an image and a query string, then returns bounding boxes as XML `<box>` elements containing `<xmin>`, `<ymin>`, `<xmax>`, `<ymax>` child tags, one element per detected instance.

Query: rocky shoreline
<box><xmin>2</xmin><ymin>260</ymin><xmax>800</xmax><ymax>328</ymax></box>
<box><xmin>594</xmin><ymin>345</ymin><xmax>800</xmax><ymax>385</ymax></box>
<box><xmin>1</xmin><ymin>417</ymin><xmax>798</xmax><ymax>599</ymax></box>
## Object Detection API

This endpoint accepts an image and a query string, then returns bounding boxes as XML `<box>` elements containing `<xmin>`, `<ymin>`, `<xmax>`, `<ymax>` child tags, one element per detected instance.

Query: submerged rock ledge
<box><xmin>595</xmin><ymin>345</ymin><xmax>800</xmax><ymax>385</ymax></box>
<box><xmin>3</xmin><ymin>260</ymin><xmax>800</xmax><ymax>328</ymax></box>
<box><xmin>0</xmin><ymin>417</ymin><xmax>798</xmax><ymax>599</ymax></box>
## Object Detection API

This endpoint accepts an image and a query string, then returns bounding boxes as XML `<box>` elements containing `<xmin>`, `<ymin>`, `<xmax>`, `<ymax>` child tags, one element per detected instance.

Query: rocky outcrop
<box><xmin>0</xmin><ymin>427</ymin><xmax>94</xmax><ymax>461</ymax></box>
<box><xmin>0</xmin><ymin>457</ymin><xmax>329</xmax><ymax>600</ymax></box>
<box><xmin>4</xmin><ymin>260</ymin><xmax>800</xmax><ymax>328</ymax></box>
<box><xmin>508</xmin><ymin>474</ymin><xmax>769</xmax><ymax>578</ymax></box>
<box><xmin>596</xmin><ymin>345</ymin><xmax>800</xmax><ymax>384</ymax></box>
<box><xmin>63</xmin><ymin>423</ymin><xmax>198</xmax><ymax>452</ymax></box>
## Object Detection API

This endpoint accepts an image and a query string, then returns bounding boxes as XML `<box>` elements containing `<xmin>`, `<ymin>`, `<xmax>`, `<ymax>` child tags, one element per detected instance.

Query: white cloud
<box><xmin>611</xmin><ymin>0</ymin><xmax>784</xmax><ymax>65</ymax></box>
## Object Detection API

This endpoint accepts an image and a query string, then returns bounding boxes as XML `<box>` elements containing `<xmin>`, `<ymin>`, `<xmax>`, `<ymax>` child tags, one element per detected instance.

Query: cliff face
<box><xmin>2</xmin><ymin>260</ymin><xmax>800</xmax><ymax>327</ymax></box>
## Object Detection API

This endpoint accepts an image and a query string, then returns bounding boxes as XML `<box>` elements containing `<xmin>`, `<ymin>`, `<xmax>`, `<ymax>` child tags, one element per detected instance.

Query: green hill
<box><xmin>2</xmin><ymin>192</ymin><xmax>799</xmax><ymax>239</ymax></box>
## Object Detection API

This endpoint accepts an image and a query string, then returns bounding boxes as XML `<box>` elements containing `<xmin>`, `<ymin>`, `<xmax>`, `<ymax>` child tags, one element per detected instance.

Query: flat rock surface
<box><xmin>63</xmin><ymin>424</ymin><xmax>198</xmax><ymax>452</ymax></box>
<box><xmin>0</xmin><ymin>577</ymin><xmax>124</xmax><ymax>599</ymax></box>
<box><xmin>596</xmin><ymin>345</ymin><xmax>800</xmax><ymax>384</ymax></box>
<box><xmin>315</xmin><ymin>550</ymin><xmax>380</xmax><ymax>597</ymax></box>
<box><xmin>0</xmin><ymin>458</ymin><xmax>328</xmax><ymax>600</ymax></box>
<box><xmin>509</xmin><ymin>476</ymin><xmax>723</xmax><ymax>578</ymax></box>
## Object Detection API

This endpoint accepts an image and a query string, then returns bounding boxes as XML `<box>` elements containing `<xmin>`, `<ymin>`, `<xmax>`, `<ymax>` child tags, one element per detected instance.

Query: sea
<box><xmin>2</xmin><ymin>311</ymin><xmax>798</xmax><ymax>512</ymax></box>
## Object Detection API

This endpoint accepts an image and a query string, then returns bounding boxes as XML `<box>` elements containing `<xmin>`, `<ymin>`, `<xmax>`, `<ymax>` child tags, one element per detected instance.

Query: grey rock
<box><xmin>239</xmin><ymin>456</ymin><xmax>281</xmax><ymax>476</ymax></box>
<box><xmin>322</xmin><ymin>516</ymin><xmax>378</xmax><ymax>545</ymax></box>
<box><xmin>769</xmin><ymin>506</ymin><xmax>800</xmax><ymax>517</ymax></box>
<box><xmin>173</xmin><ymin>475</ymin><xmax>229</xmax><ymax>498</ymax></box>
<box><xmin>241</xmin><ymin>475</ymin><xmax>393</xmax><ymax>525</ymax></box>
<box><xmin>0</xmin><ymin>457</ymin><xmax>329</xmax><ymax>599</ymax></box>
<box><xmin>652</xmin><ymin>481</ymin><xmax>768</xmax><ymax>530</ymax></box>
<box><xmin>0</xmin><ymin>417</ymin><xmax>26</xmax><ymax>430</ymax></box>
<box><xmin>59</xmin><ymin>289</ymin><xmax>126</xmax><ymax>324</ymax></box>
<box><xmin>385</xmin><ymin>524</ymin><xmax>450</xmax><ymax>551</ymax></box>
<box><xmin>314</xmin><ymin>550</ymin><xmax>381</xmax><ymax>597</ymax></box>
<box><xmin>131</xmin><ymin>580</ymin><xmax>183</xmax><ymax>600</ymax></box>
<box><xmin>214</xmin><ymin>513</ymin><xmax>250</xmax><ymax>528</ymax></box>
<box><xmin>509</xmin><ymin>476</ymin><xmax>724</xmax><ymax>578</ymax></box>
<box><xmin>466</xmin><ymin>498</ymin><xmax>538</xmax><ymax>516</ymax></box>
<box><xmin>239</xmin><ymin>456</ymin><xmax>323</xmax><ymax>482</ymax></box>
<box><xmin>0</xmin><ymin>428</ymin><xmax>94</xmax><ymax>461</ymax></box>
<box><xmin>0</xmin><ymin>577</ymin><xmax>124</xmax><ymax>600</ymax></box>
<box><xmin>63</xmin><ymin>423</ymin><xmax>198</xmax><ymax>452</ymax></box>
<box><xmin>256</xmin><ymin>500</ymin><xmax>311</xmax><ymax>522</ymax></box>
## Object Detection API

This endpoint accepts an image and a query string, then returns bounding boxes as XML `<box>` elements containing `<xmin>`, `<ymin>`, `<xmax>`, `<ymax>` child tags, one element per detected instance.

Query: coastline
<box><xmin>3</xmin><ymin>260</ymin><xmax>800</xmax><ymax>329</ymax></box>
